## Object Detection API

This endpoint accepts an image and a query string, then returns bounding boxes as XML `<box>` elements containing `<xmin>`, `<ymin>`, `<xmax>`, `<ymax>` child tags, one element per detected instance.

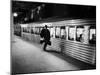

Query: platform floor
<box><xmin>11</xmin><ymin>35</ymin><xmax>95</xmax><ymax>74</ymax></box>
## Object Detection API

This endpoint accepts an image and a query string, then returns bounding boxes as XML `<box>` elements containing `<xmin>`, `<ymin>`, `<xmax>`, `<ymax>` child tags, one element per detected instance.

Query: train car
<box><xmin>20</xmin><ymin>19</ymin><xmax>96</xmax><ymax>66</ymax></box>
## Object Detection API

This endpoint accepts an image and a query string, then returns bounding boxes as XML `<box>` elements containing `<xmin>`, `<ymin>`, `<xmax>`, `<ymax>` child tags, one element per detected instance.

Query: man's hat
<box><xmin>45</xmin><ymin>25</ymin><xmax>48</xmax><ymax>28</ymax></box>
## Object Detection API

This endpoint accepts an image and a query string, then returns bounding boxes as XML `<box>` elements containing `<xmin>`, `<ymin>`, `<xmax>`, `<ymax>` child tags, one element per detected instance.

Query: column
<box><xmin>53</xmin><ymin>27</ymin><xmax>56</xmax><ymax>38</ymax></box>
<box><xmin>74</xmin><ymin>26</ymin><xmax>77</xmax><ymax>41</ymax></box>
<box><xmin>11</xmin><ymin>13</ymin><xmax>14</xmax><ymax>41</ymax></box>
<box><xmin>83</xmin><ymin>26</ymin><xmax>90</xmax><ymax>44</ymax></box>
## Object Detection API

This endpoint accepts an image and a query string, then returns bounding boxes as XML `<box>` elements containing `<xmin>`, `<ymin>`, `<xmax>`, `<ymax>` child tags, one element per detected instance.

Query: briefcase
<box><xmin>40</xmin><ymin>38</ymin><xmax>44</xmax><ymax>44</ymax></box>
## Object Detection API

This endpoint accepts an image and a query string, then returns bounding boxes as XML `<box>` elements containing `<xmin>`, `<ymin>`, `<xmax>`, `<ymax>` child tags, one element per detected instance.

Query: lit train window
<box><xmin>55</xmin><ymin>27</ymin><xmax>60</xmax><ymax>38</ymax></box>
<box><xmin>39</xmin><ymin>28</ymin><xmax>41</xmax><ymax>34</ymax></box>
<box><xmin>36</xmin><ymin>28</ymin><xmax>38</xmax><ymax>34</ymax></box>
<box><xmin>40</xmin><ymin>27</ymin><xmax>43</xmax><ymax>34</ymax></box>
<box><xmin>89</xmin><ymin>26</ymin><xmax>96</xmax><ymax>44</ymax></box>
<box><xmin>37</xmin><ymin>28</ymin><xmax>40</xmax><ymax>34</ymax></box>
<box><xmin>48</xmin><ymin>27</ymin><xmax>51</xmax><ymax>36</ymax></box>
<box><xmin>65</xmin><ymin>26</ymin><xmax>69</xmax><ymax>40</ymax></box>
<box><xmin>47</xmin><ymin>27</ymin><xmax>50</xmax><ymax>30</ymax></box>
<box><xmin>50</xmin><ymin>27</ymin><xmax>53</xmax><ymax>37</ymax></box>
<box><xmin>36</xmin><ymin>27</ymin><xmax>39</xmax><ymax>34</ymax></box>
<box><xmin>31</xmin><ymin>27</ymin><xmax>34</xmax><ymax>34</ymax></box>
<box><xmin>40</xmin><ymin>27</ymin><xmax>43</xmax><ymax>32</ymax></box>
<box><xmin>32</xmin><ymin>27</ymin><xmax>35</xmax><ymax>34</ymax></box>
<box><xmin>22</xmin><ymin>28</ymin><xmax>24</xmax><ymax>32</ymax></box>
<box><xmin>26</xmin><ymin>27</ymin><xmax>28</xmax><ymax>33</ymax></box>
<box><xmin>76</xmin><ymin>26</ymin><xmax>84</xmax><ymax>42</ymax></box>
<box><xmin>35</xmin><ymin>28</ymin><xmax>37</xmax><ymax>34</ymax></box>
<box><xmin>24</xmin><ymin>28</ymin><xmax>27</xmax><ymax>33</ymax></box>
<box><xmin>68</xmin><ymin>26</ymin><xmax>75</xmax><ymax>41</ymax></box>
<box><xmin>34</xmin><ymin>28</ymin><xmax>36</xmax><ymax>34</ymax></box>
<box><xmin>61</xmin><ymin>26</ymin><xmax>66</xmax><ymax>39</ymax></box>
<box><xmin>35</xmin><ymin>28</ymin><xmax>38</xmax><ymax>34</ymax></box>
<box><xmin>28</xmin><ymin>27</ymin><xmax>30</xmax><ymax>33</ymax></box>
<box><xmin>26</xmin><ymin>28</ymin><xmax>28</xmax><ymax>33</ymax></box>
<box><xmin>27</xmin><ymin>28</ymin><xmax>30</xmax><ymax>33</ymax></box>
<box><xmin>50</xmin><ymin>27</ymin><xmax>55</xmax><ymax>38</ymax></box>
<box><xmin>23</xmin><ymin>28</ymin><xmax>25</xmax><ymax>32</ymax></box>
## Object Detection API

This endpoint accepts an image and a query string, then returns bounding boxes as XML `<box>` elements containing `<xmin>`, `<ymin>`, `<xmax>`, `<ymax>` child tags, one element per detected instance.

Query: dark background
<box><xmin>12</xmin><ymin>1</ymin><xmax>96</xmax><ymax>24</ymax></box>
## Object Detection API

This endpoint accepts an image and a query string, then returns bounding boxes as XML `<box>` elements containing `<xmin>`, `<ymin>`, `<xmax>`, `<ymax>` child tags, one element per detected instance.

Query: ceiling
<box><xmin>12</xmin><ymin>1</ymin><xmax>43</xmax><ymax>13</ymax></box>
<box><xmin>12</xmin><ymin>0</ymin><xmax>96</xmax><ymax>24</ymax></box>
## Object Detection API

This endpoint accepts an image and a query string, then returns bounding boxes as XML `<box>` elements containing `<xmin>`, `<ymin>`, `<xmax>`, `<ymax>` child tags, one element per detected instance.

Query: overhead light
<box><xmin>38</xmin><ymin>6</ymin><xmax>41</xmax><ymax>10</ymax></box>
<box><xmin>24</xmin><ymin>17</ymin><xmax>28</xmax><ymax>21</ymax></box>
<box><xmin>13</xmin><ymin>12</ymin><xmax>18</xmax><ymax>17</ymax></box>
<box><xmin>42</xmin><ymin>4</ymin><xmax>45</xmax><ymax>7</ymax></box>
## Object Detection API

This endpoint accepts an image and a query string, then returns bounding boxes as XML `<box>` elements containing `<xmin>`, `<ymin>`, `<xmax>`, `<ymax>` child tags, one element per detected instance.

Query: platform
<box><xmin>11</xmin><ymin>35</ymin><xmax>95</xmax><ymax>74</ymax></box>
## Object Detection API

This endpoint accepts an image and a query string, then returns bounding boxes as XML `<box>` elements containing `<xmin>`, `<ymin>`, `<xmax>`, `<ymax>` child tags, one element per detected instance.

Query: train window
<box><xmin>61</xmin><ymin>26</ymin><xmax>66</xmax><ymax>39</ymax></box>
<box><xmin>27</xmin><ymin>28</ymin><xmax>30</xmax><ymax>33</ymax></box>
<box><xmin>25</xmin><ymin>27</ymin><xmax>28</xmax><ymax>33</ymax></box>
<box><xmin>40</xmin><ymin>27</ymin><xmax>43</xmax><ymax>32</ymax></box>
<box><xmin>48</xmin><ymin>27</ymin><xmax>51</xmax><ymax>36</ymax></box>
<box><xmin>31</xmin><ymin>27</ymin><xmax>34</xmax><ymax>34</ymax></box>
<box><xmin>23</xmin><ymin>28</ymin><xmax>25</xmax><ymax>32</ymax></box>
<box><xmin>35</xmin><ymin>28</ymin><xmax>38</xmax><ymax>34</ymax></box>
<box><xmin>89</xmin><ymin>26</ymin><xmax>96</xmax><ymax>44</ymax></box>
<box><xmin>39</xmin><ymin>28</ymin><xmax>41</xmax><ymax>34</ymax></box>
<box><xmin>40</xmin><ymin>27</ymin><xmax>43</xmax><ymax>31</ymax></box>
<box><xmin>55</xmin><ymin>27</ymin><xmax>60</xmax><ymax>38</ymax></box>
<box><xmin>50</xmin><ymin>27</ymin><xmax>55</xmax><ymax>38</ymax></box>
<box><xmin>24</xmin><ymin>28</ymin><xmax>27</xmax><ymax>33</ymax></box>
<box><xmin>40</xmin><ymin>27</ymin><xmax>43</xmax><ymax>34</ymax></box>
<box><xmin>68</xmin><ymin>26</ymin><xmax>76</xmax><ymax>41</ymax></box>
<box><xmin>76</xmin><ymin>26</ymin><xmax>84</xmax><ymax>42</ymax></box>
<box><xmin>26</xmin><ymin>28</ymin><xmax>28</xmax><ymax>33</ymax></box>
<box><xmin>36</xmin><ymin>28</ymin><xmax>38</xmax><ymax>34</ymax></box>
<box><xmin>35</xmin><ymin>27</ymin><xmax>39</xmax><ymax>35</ymax></box>
<box><xmin>37</xmin><ymin>28</ymin><xmax>40</xmax><ymax>35</ymax></box>
<box><xmin>32</xmin><ymin>27</ymin><xmax>35</xmax><ymax>34</ymax></box>
<box><xmin>65</xmin><ymin>26</ymin><xmax>69</xmax><ymax>40</ymax></box>
<box><xmin>23</xmin><ymin>28</ymin><xmax>24</xmax><ymax>32</ymax></box>
<box><xmin>50</xmin><ymin>28</ymin><xmax>53</xmax><ymax>37</ymax></box>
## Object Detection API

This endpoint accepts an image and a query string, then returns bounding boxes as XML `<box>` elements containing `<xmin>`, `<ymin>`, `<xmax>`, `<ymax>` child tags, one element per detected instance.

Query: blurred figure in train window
<box><xmin>89</xmin><ymin>28</ymin><xmax>96</xmax><ymax>44</ymax></box>
<box><xmin>76</xmin><ymin>26</ymin><xmax>84</xmax><ymax>42</ymax></box>
<box><xmin>55</xmin><ymin>27</ymin><xmax>60</xmax><ymax>38</ymax></box>
<box><xmin>31</xmin><ymin>28</ymin><xmax>34</xmax><ymax>34</ymax></box>
<box><xmin>79</xmin><ymin>34</ymin><xmax>84</xmax><ymax>42</ymax></box>
<box><xmin>68</xmin><ymin>27</ymin><xmax>75</xmax><ymax>40</ymax></box>
<box><xmin>40</xmin><ymin>25</ymin><xmax>51</xmax><ymax>51</ymax></box>
<box><xmin>50</xmin><ymin>27</ymin><xmax>55</xmax><ymax>38</ymax></box>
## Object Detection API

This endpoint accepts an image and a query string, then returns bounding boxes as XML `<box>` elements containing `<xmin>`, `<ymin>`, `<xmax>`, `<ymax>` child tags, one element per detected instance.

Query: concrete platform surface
<box><xmin>11</xmin><ymin>36</ymin><xmax>95</xmax><ymax>74</ymax></box>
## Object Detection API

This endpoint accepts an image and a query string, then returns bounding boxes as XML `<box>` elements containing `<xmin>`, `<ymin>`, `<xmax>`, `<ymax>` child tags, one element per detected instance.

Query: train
<box><xmin>14</xmin><ymin>18</ymin><xmax>96</xmax><ymax>66</ymax></box>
